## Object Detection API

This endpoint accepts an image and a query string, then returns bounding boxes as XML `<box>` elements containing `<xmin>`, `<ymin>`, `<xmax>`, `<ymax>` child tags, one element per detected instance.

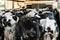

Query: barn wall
<box><xmin>5</xmin><ymin>1</ymin><xmax>13</xmax><ymax>9</ymax></box>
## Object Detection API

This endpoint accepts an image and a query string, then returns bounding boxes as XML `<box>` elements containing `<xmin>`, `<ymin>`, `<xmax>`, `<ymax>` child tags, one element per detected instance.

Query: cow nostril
<box><xmin>47</xmin><ymin>27</ymin><xmax>51</xmax><ymax>31</ymax></box>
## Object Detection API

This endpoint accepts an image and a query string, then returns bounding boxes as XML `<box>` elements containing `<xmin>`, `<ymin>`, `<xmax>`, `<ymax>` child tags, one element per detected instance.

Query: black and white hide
<box><xmin>40</xmin><ymin>11</ymin><xmax>59</xmax><ymax>40</ymax></box>
<box><xmin>26</xmin><ymin>9</ymin><xmax>38</xmax><ymax>17</ymax></box>
<box><xmin>3</xmin><ymin>12</ymin><xmax>19</xmax><ymax>40</ymax></box>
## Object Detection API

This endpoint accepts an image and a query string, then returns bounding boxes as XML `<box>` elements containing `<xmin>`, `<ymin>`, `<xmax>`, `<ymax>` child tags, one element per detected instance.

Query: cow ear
<box><xmin>12</xmin><ymin>16</ymin><xmax>17</xmax><ymax>21</ymax></box>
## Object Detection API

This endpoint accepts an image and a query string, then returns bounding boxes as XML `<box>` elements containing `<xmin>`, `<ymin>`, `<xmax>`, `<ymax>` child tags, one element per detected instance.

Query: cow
<box><xmin>15</xmin><ymin>15</ymin><xmax>36</xmax><ymax>40</ymax></box>
<box><xmin>39</xmin><ymin>10</ymin><xmax>59</xmax><ymax>40</ymax></box>
<box><xmin>2</xmin><ymin>11</ymin><xmax>19</xmax><ymax>40</ymax></box>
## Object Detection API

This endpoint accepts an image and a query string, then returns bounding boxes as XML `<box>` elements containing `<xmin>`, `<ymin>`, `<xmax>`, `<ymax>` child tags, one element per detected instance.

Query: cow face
<box><xmin>7</xmin><ymin>15</ymin><xmax>18</xmax><ymax>26</ymax></box>
<box><xmin>40</xmin><ymin>11</ymin><xmax>59</xmax><ymax>32</ymax></box>
<box><xmin>3</xmin><ymin>12</ymin><xmax>19</xmax><ymax>27</ymax></box>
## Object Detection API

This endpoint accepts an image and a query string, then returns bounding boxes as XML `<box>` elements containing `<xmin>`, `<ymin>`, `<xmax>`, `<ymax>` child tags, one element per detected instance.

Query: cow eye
<box><xmin>12</xmin><ymin>16</ymin><xmax>17</xmax><ymax>21</ymax></box>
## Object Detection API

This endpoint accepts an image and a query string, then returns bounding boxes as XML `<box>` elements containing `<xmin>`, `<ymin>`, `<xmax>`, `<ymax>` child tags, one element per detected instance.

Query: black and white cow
<box><xmin>2</xmin><ymin>11</ymin><xmax>19</xmax><ymax>40</ymax></box>
<box><xmin>39</xmin><ymin>10</ymin><xmax>59</xmax><ymax>40</ymax></box>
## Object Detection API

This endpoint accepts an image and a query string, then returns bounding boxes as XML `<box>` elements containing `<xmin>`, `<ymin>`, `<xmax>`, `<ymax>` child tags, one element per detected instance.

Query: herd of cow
<box><xmin>0</xmin><ymin>7</ymin><xmax>59</xmax><ymax>40</ymax></box>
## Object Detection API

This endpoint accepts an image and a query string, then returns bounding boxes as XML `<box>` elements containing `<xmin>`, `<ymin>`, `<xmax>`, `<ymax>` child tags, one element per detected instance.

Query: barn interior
<box><xmin>0</xmin><ymin>0</ymin><xmax>60</xmax><ymax>40</ymax></box>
